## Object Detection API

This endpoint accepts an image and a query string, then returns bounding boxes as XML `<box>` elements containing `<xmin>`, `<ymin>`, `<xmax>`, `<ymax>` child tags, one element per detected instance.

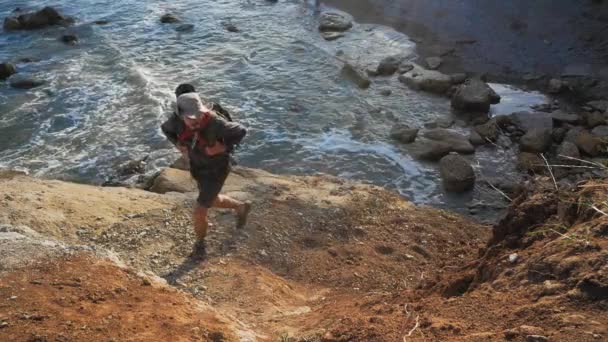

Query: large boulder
<box><xmin>340</xmin><ymin>63</ymin><xmax>370</xmax><ymax>89</ymax></box>
<box><xmin>0</xmin><ymin>63</ymin><xmax>16</xmax><ymax>80</ymax></box>
<box><xmin>439</xmin><ymin>154</ymin><xmax>475</xmax><ymax>192</ymax></box>
<box><xmin>390</xmin><ymin>124</ymin><xmax>418</xmax><ymax>144</ymax></box>
<box><xmin>149</xmin><ymin>168</ymin><xmax>196</xmax><ymax>194</ymax></box>
<box><xmin>519</xmin><ymin>129</ymin><xmax>552</xmax><ymax>153</ymax></box>
<box><xmin>318</xmin><ymin>12</ymin><xmax>352</xmax><ymax>32</ymax></box>
<box><xmin>4</xmin><ymin>7</ymin><xmax>73</xmax><ymax>30</ymax></box>
<box><xmin>398</xmin><ymin>64</ymin><xmax>452</xmax><ymax>95</ymax></box>
<box><xmin>451</xmin><ymin>78</ymin><xmax>501</xmax><ymax>113</ymax></box>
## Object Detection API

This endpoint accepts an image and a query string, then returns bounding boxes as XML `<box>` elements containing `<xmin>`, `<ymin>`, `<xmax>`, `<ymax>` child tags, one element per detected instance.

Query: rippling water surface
<box><xmin>0</xmin><ymin>0</ymin><xmax>547</xmax><ymax>212</ymax></box>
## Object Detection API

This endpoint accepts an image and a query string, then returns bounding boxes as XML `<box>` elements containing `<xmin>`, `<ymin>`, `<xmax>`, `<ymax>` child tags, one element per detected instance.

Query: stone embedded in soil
<box><xmin>519</xmin><ymin>129</ymin><xmax>552</xmax><ymax>153</ymax></box>
<box><xmin>318</xmin><ymin>12</ymin><xmax>353</xmax><ymax>32</ymax></box>
<box><xmin>0</xmin><ymin>62</ymin><xmax>17</xmax><ymax>80</ymax></box>
<box><xmin>425</xmin><ymin>56</ymin><xmax>442</xmax><ymax>70</ymax></box>
<box><xmin>340</xmin><ymin>63</ymin><xmax>370</xmax><ymax>89</ymax></box>
<box><xmin>390</xmin><ymin>124</ymin><xmax>418</xmax><ymax>144</ymax></box>
<box><xmin>526</xmin><ymin>335</ymin><xmax>549</xmax><ymax>342</ymax></box>
<box><xmin>439</xmin><ymin>153</ymin><xmax>475</xmax><ymax>192</ymax></box>
<box><xmin>451</xmin><ymin>78</ymin><xmax>501</xmax><ymax>113</ymax></box>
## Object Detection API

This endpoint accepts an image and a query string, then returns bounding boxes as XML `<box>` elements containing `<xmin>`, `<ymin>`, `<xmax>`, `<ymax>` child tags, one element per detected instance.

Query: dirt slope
<box><xmin>0</xmin><ymin>168</ymin><xmax>606</xmax><ymax>341</ymax></box>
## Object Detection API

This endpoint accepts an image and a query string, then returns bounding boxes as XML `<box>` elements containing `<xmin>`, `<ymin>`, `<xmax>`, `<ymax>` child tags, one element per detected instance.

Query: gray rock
<box><xmin>552</xmin><ymin>127</ymin><xmax>567</xmax><ymax>143</ymax></box>
<box><xmin>398</xmin><ymin>63</ymin><xmax>414</xmax><ymax>74</ymax></box>
<box><xmin>526</xmin><ymin>336</ymin><xmax>548</xmax><ymax>342</ymax></box>
<box><xmin>450</xmin><ymin>73</ymin><xmax>467</xmax><ymax>84</ymax></box>
<box><xmin>451</xmin><ymin>78</ymin><xmax>501</xmax><ymax>113</ymax></box>
<box><xmin>517</xmin><ymin>152</ymin><xmax>544</xmax><ymax>173</ymax></box>
<box><xmin>412</xmin><ymin>129</ymin><xmax>476</xmax><ymax>159</ymax></box>
<box><xmin>411</xmin><ymin>141</ymin><xmax>454</xmax><ymax>161</ymax></box>
<box><xmin>564</xmin><ymin>127</ymin><xmax>585</xmax><ymax>144</ymax></box>
<box><xmin>376</xmin><ymin>56</ymin><xmax>403</xmax><ymax>76</ymax></box>
<box><xmin>469</xmin><ymin>130</ymin><xmax>485</xmax><ymax>145</ymax></box>
<box><xmin>439</xmin><ymin>154</ymin><xmax>475</xmax><ymax>192</ymax></box>
<box><xmin>0</xmin><ymin>63</ymin><xmax>17</xmax><ymax>80</ymax></box>
<box><xmin>223</xmin><ymin>22</ymin><xmax>239</xmax><ymax>32</ymax></box>
<box><xmin>587</xmin><ymin>100</ymin><xmax>608</xmax><ymax>112</ymax></box>
<box><xmin>398</xmin><ymin>63</ymin><xmax>452</xmax><ymax>94</ymax></box>
<box><xmin>340</xmin><ymin>63</ymin><xmax>370</xmax><ymax>89</ymax></box>
<box><xmin>557</xmin><ymin>141</ymin><xmax>580</xmax><ymax>163</ymax></box>
<box><xmin>425</xmin><ymin>56</ymin><xmax>442</xmax><ymax>70</ymax></box>
<box><xmin>548</xmin><ymin>78</ymin><xmax>564</xmax><ymax>94</ymax></box>
<box><xmin>175</xmin><ymin>24</ymin><xmax>194</xmax><ymax>32</ymax></box>
<box><xmin>591</xmin><ymin>125</ymin><xmax>608</xmax><ymax>138</ymax></box>
<box><xmin>390</xmin><ymin>124</ymin><xmax>418</xmax><ymax>144</ymax></box>
<box><xmin>509</xmin><ymin>111</ymin><xmax>554</xmax><ymax>133</ymax></box>
<box><xmin>3</xmin><ymin>16</ymin><xmax>21</xmax><ymax>30</ymax></box>
<box><xmin>321</xmin><ymin>31</ymin><xmax>344</xmax><ymax>41</ymax></box>
<box><xmin>93</xmin><ymin>19</ymin><xmax>109</xmax><ymax>25</ymax></box>
<box><xmin>318</xmin><ymin>12</ymin><xmax>352</xmax><ymax>32</ymax></box>
<box><xmin>160</xmin><ymin>13</ymin><xmax>180</xmax><ymax>23</ymax></box>
<box><xmin>520</xmin><ymin>129</ymin><xmax>552</xmax><ymax>153</ymax></box>
<box><xmin>551</xmin><ymin>110</ymin><xmax>580</xmax><ymax>124</ymax></box>
<box><xmin>9</xmin><ymin>76</ymin><xmax>44</xmax><ymax>89</ymax></box>
<box><xmin>379</xmin><ymin>89</ymin><xmax>392</xmax><ymax>96</ymax></box>
<box><xmin>585</xmin><ymin>111</ymin><xmax>606</xmax><ymax>128</ymax></box>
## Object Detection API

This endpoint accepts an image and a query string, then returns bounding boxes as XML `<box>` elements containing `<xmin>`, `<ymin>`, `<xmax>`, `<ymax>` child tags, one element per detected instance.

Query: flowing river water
<box><xmin>0</xmin><ymin>0</ymin><xmax>550</xmax><ymax>218</ymax></box>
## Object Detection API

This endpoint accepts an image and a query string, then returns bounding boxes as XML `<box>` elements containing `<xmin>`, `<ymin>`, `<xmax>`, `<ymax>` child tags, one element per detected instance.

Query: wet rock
<box><xmin>376</xmin><ymin>56</ymin><xmax>404</xmax><ymax>76</ymax></box>
<box><xmin>398</xmin><ymin>63</ymin><xmax>452</xmax><ymax>94</ymax></box>
<box><xmin>547</xmin><ymin>78</ymin><xmax>564</xmax><ymax>94</ymax></box>
<box><xmin>519</xmin><ymin>129</ymin><xmax>552</xmax><ymax>153</ymax></box>
<box><xmin>469</xmin><ymin>130</ymin><xmax>485</xmax><ymax>145</ymax></box>
<box><xmin>510</xmin><ymin>111</ymin><xmax>553</xmax><ymax>133</ymax></box>
<box><xmin>423</xmin><ymin>129</ymin><xmax>475</xmax><ymax>153</ymax></box>
<box><xmin>3</xmin><ymin>17</ymin><xmax>21</xmax><ymax>30</ymax></box>
<box><xmin>591</xmin><ymin>125</ymin><xmax>608</xmax><ymax>138</ymax></box>
<box><xmin>223</xmin><ymin>22</ymin><xmax>239</xmax><ymax>33</ymax></box>
<box><xmin>425</xmin><ymin>56</ymin><xmax>442</xmax><ymax>70</ymax></box>
<box><xmin>175</xmin><ymin>24</ymin><xmax>194</xmax><ymax>32</ymax></box>
<box><xmin>450</xmin><ymin>73</ymin><xmax>467</xmax><ymax>84</ymax></box>
<box><xmin>160</xmin><ymin>13</ymin><xmax>180</xmax><ymax>24</ymax></box>
<box><xmin>451</xmin><ymin>78</ymin><xmax>501</xmax><ymax>113</ymax></box>
<box><xmin>60</xmin><ymin>34</ymin><xmax>78</xmax><ymax>45</ymax></box>
<box><xmin>439</xmin><ymin>153</ymin><xmax>475</xmax><ymax>192</ymax></box>
<box><xmin>318</xmin><ymin>12</ymin><xmax>352</xmax><ymax>32</ymax></box>
<box><xmin>149</xmin><ymin>168</ymin><xmax>196</xmax><ymax>194</ymax></box>
<box><xmin>93</xmin><ymin>19</ymin><xmax>109</xmax><ymax>25</ymax></box>
<box><xmin>586</xmin><ymin>100</ymin><xmax>608</xmax><ymax>112</ymax></box>
<box><xmin>9</xmin><ymin>76</ymin><xmax>44</xmax><ymax>89</ymax></box>
<box><xmin>411</xmin><ymin>141</ymin><xmax>453</xmax><ymax>161</ymax></box>
<box><xmin>398</xmin><ymin>63</ymin><xmax>414</xmax><ymax>74</ymax></box>
<box><xmin>390</xmin><ymin>124</ymin><xmax>418</xmax><ymax>144</ymax></box>
<box><xmin>557</xmin><ymin>141</ymin><xmax>580</xmax><ymax>163</ymax></box>
<box><xmin>474</xmin><ymin>119</ymin><xmax>499</xmax><ymax>143</ymax></box>
<box><xmin>321</xmin><ymin>31</ymin><xmax>344</xmax><ymax>41</ymax></box>
<box><xmin>551</xmin><ymin>110</ymin><xmax>580</xmax><ymax>124</ymax></box>
<box><xmin>517</xmin><ymin>152</ymin><xmax>544</xmax><ymax>173</ymax></box>
<box><xmin>0</xmin><ymin>63</ymin><xmax>17</xmax><ymax>80</ymax></box>
<box><xmin>340</xmin><ymin>63</ymin><xmax>370</xmax><ymax>89</ymax></box>
<box><xmin>379</xmin><ymin>89</ymin><xmax>392</xmax><ymax>96</ymax></box>
<box><xmin>4</xmin><ymin>6</ymin><xmax>73</xmax><ymax>30</ymax></box>
<box><xmin>585</xmin><ymin>111</ymin><xmax>606</xmax><ymax>128</ymax></box>
<box><xmin>117</xmin><ymin>156</ymin><xmax>148</xmax><ymax>177</ymax></box>
<box><xmin>574</xmin><ymin>130</ymin><xmax>603</xmax><ymax>157</ymax></box>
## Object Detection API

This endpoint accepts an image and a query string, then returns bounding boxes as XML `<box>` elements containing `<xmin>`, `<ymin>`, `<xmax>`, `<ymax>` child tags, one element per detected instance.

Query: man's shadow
<box><xmin>162</xmin><ymin>249</ymin><xmax>207</xmax><ymax>286</ymax></box>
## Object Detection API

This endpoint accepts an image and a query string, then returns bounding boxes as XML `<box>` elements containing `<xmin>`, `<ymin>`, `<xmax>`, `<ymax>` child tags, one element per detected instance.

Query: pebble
<box><xmin>9</xmin><ymin>296</ymin><xmax>17</xmax><ymax>300</ymax></box>
<box><xmin>526</xmin><ymin>335</ymin><xmax>548</xmax><ymax>342</ymax></box>
<box><xmin>509</xmin><ymin>253</ymin><xmax>519</xmax><ymax>263</ymax></box>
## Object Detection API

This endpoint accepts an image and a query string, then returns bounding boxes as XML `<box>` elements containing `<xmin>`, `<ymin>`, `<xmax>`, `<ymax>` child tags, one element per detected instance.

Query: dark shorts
<box><xmin>192</xmin><ymin>164</ymin><xmax>230</xmax><ymax>208</ymax></box>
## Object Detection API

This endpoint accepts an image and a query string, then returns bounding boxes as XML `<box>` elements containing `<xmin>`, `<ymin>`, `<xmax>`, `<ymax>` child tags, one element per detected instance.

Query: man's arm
<box><xmin>161</xmin><ymin>114</ymin><xmax>181</xmax><ymax>146</ymax></box>
<box><xmin>214</xmin><ymin>115</ymin><xmax>247</xmax><ymax>147</ymax></box>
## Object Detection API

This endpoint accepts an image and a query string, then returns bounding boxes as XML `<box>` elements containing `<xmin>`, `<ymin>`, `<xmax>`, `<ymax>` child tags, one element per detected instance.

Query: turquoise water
<box><xmin>0</xmin><ymin>0</ymin><xmax>546</xmax><ymax>210</ymax></box>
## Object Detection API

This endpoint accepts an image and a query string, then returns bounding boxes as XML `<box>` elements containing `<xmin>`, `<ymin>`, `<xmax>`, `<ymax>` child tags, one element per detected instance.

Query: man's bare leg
<box><xmin>212</xmin><ymin>195</ymin><xmax>252</xmax><ymax>229</ymax></box>
<box><xmin>193</xmin><ymin>204</ymin><xmax>209</xmax><ymax>242</ymax></box>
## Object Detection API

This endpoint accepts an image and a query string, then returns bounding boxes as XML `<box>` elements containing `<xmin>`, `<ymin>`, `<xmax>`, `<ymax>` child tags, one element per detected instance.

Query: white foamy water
<box><xmin>0</xmin><ymin>0</ymin><xmax>547</xmax><ymax>213</ymax></box>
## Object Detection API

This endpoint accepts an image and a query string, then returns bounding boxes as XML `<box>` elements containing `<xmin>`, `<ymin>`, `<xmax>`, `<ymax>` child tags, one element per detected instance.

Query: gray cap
<box><xmin>176</xmin><ymin>92</ymin><xmax>205</xmax><ymax>119</ymax></box>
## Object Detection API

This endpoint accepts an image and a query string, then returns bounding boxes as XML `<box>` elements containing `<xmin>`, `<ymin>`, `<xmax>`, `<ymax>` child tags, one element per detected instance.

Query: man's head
<box><xmin>176</xmin><ymin>93</ymin><xmax>209</xmax><ymax>129</ymax></box>
<box><xmin>175</xmin><ymin>83</ymin><xmax>196</xmax><ymax>97</ymax></box>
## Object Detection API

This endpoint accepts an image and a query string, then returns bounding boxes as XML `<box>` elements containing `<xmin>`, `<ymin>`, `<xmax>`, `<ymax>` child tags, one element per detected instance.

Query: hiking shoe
<box><xmin>190</xmin><ymin>240</ymin><xmax>207</xmax><ymax>260</ymax></box>
<box><xmin>236</xmin><ymin>201</ymin><xmax>252</xmax><ymax>229</ymax></box>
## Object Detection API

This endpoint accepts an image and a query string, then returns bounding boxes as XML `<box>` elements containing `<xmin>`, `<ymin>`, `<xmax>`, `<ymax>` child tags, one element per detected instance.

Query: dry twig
<box><xmin>403</xmin><ymin>315</ymin><xmax>420</xmax><ymax>342</ymax></box>
<box><xmin>541</xmin><ymin>153</ymin><xmax>558</xmax><ymax>191</ymax></box>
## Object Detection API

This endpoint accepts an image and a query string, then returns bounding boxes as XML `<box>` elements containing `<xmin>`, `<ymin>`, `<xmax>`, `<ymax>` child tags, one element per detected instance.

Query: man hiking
<box><xmin>161</xmin><ymin>84</ymin><xmax>251</xmax><ymax>255</ymax></box>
